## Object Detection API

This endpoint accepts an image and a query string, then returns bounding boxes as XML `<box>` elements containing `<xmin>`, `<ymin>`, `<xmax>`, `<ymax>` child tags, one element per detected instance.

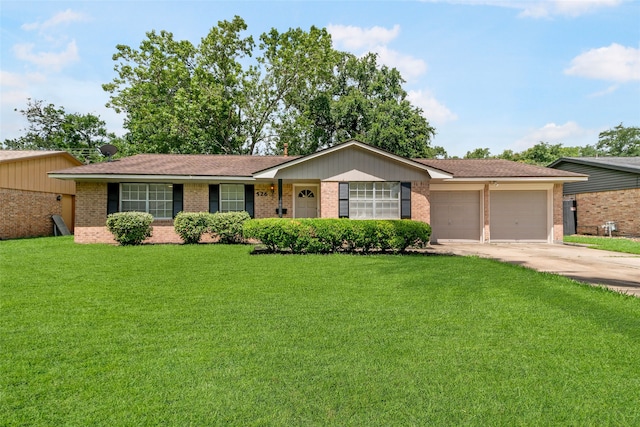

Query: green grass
<box><xmin>564</xmin><ymin>235</ymin><xmax>640</xmax><ymax>254</ymax></box>
<box><xmin>2</xmin><ymin>237</ymin><xmax>640</xmax><ymax>426</ymax></box>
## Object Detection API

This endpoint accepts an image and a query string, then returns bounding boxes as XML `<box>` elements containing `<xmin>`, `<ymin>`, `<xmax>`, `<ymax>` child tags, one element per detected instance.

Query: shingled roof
<box><xmin>49</xmin><ymin>152</ymin><xmax>585</xmax><ymax>180</ymax></box>
<box><xmin>0</xmin><ymin>150</ymin><xmax>81</xmax><ymax>164</ymax></box>
<box><xmin>414</xmin><ymin>158</ymin><xmax>584</xmax><ymax>178</ymax></box>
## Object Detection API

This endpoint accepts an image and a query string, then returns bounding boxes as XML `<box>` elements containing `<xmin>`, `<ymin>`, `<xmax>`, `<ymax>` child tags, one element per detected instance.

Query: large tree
<box><xmin>2</xmin><ymin>99</ymin><xmax>118</xmax><ymax>163</ymax></box>
<box><xmin>595</xmin><ymin>123</ymin><xmax>640</xmax><ymax>156</ymax></box>
<box><xmin>103</xmin><ymin>17</ymin><xmax>443</xmax><ymax>158</ymax></box>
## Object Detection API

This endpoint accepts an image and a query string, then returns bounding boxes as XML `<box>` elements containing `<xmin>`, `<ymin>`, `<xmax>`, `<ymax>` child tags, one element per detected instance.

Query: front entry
<box><xmin>294</xmin><ymin>185</ymin><xmax>318</xmax><ymax>218</ymax></box>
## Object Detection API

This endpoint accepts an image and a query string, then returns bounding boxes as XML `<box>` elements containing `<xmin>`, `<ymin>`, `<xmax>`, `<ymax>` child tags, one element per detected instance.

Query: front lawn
<box><xmin>564</xmin><ymin>235</ymin><xmax>640</xmax><ymax>254</ymax></box>
<box><xmin>2</xmin><ymin>237</ymin><xmax>639</xmax><ymax>425</ymax></box>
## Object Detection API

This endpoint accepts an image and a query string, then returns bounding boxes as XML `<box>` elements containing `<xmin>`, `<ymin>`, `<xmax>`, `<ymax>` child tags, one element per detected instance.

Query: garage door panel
<box><xmin>431</xmin><ymin>191</ymin><xmax>481</xmax><ymax>241</ymax></box>
<box><xmin>490</xmin><ymin>190</ymin><xmax>547</xmax><ymax>241</ymax></box>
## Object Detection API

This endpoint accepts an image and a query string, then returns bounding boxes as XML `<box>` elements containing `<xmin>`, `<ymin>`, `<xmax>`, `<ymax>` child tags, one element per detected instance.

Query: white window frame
<box><xmin>120</xmin><ymin>183</ymin><xmax>173</xmax><ymax>219</ymax></box>
<box><xmin>349</xmin><ymin>182</ymin><xmax>401</xmax><ymax>219</ymax></box>
<box><xmin>220</xmin><ymin>183</ymin><xmax>245</xmax><ymax>213</ymax></box>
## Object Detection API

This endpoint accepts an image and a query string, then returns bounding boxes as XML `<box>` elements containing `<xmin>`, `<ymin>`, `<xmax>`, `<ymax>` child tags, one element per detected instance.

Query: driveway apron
<box><xmin>428</xmin><ymin>243</ymin><xmax>640</xmax><ymax>297</ymax></box>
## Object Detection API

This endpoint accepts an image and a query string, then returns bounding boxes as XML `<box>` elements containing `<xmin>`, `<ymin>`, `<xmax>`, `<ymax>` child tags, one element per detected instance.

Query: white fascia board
<box><xmin>48</xmin><ymin>174</ymin><xmax>255</xmax><ymax>182</ymax></box>
<box><xmin>438</xmin><ymin>176</ymin><xmax>588</xmax><ymax>183</ymax></box>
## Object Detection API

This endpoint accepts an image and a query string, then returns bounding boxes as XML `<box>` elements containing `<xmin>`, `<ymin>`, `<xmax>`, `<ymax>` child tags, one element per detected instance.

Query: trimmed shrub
<box><xmin>209</xmin><ymin>211</ymin><xmax>251</xmax><ymax>244</ymax></box>
<box><xmin>106</xmin><ymin>212</ymin><xmax>153</xmax><ymax>246</ymax></box>
<box><xmin>243</xmin><ymin>218</ymin><xmax>432</xmax><ymax>254</ymax></box>
<box><xmin>174</xmin><ymin>212</ymin><xmax>210</xmax><ymax>244</ymax></box>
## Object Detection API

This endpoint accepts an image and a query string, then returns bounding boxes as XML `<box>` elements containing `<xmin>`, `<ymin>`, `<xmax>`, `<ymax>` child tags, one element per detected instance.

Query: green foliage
<box><xmin>596</xmin><ymin>123</ymin><xmax>640</xmax><ymax>156</ymax></box>
<box><xmin>105</xmin><ymin>212</ymin><xmax>153</xmax><ymax>245</ymax></box>
<box><xmin>2</xmin><ymin>99</ymin><xmax>120</xmax><ymax>163</ymax></box>
<box><xmin>103</xmin><ymin>18</ymin><xmax>443</xmax><ymax>158</ymax></box>
<box><xmin>209</xmin><ymin>211</ymin><xmax>251</xmax><ymax>243</ymax></box>
<box><xmin>173</xmin><ymin>212</ymin><xmax>211</xmax><ymax>244</ymax></box>
<box><xmin>564</xmin><ymin>235</ymin><xmax>640</xmax><ymax>255</ymax></box>
<box><xmin>243</xmin><ymin>218</ymin><xmax>431</xmax><ymax>253</ymax></box>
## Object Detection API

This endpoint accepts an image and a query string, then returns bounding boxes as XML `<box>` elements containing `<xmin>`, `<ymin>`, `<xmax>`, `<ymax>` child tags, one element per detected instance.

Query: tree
<box><xmin>103</xmin><ymin>16</ymin><xmax>254</xmax><ymax>155</ymax></box>
<box><xmin>2</xmin><ymin>99</ymin><xmax>118</xmax><ymax>163</ymax></box>
<box><xmin>103</xmin><ymin>17</ymin><xmax>444</xmax><ymax>158</ymax></box>
<box><xmin>596</xmin><ymin>123</ymin><xmax>640</xmax><ymax>156</ymax></box>
<box><xmin>465</xmin><ymin>147</ymin><xmax>491</xmax><ymax>159</ymax></box>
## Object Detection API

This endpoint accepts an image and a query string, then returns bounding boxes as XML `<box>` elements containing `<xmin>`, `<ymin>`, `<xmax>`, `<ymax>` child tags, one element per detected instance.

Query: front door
<box><xmin>295</xmin><ymin>186</ymin><xmax>318</xmax><ymax>218</ymax></box>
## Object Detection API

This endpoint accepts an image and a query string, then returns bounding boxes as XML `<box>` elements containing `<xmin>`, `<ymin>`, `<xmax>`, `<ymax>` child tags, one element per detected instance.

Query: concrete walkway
<box><xmin>426</xmin><ymin>242</ymin><xmax>640</xmax><ymax>297</ymax></box>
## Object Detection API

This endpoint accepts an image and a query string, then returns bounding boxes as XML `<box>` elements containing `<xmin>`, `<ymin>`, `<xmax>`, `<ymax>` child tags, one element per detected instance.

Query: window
<box><xmin>121</xmin><ymin>183</ymin><xmax>173</xmax><ymax>219</ymax></box>
<box><xmin>220</xmin><ymin>184</ymin><xmax>245</xmax><ymax>212</ymax></box>
<box><xmin>349</xmin><ymin>182</ymin><xmax>400</xmax><ymax>219</ymax></box>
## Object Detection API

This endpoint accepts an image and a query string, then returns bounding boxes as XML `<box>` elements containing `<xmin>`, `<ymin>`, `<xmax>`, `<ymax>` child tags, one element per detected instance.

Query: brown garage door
<box><xmin>431</xmin><ymin>191</ymin><xmax>481</xmax><ymax>241</ymax></box>
<box><xmin>490</xmin><ymin>190</ymin><xmax>547</xmax><ymax>241</ymax></box>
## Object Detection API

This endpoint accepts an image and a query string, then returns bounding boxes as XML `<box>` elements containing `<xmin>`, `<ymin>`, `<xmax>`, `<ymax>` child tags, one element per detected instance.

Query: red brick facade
<box><xmin>576</xmin><ymin>188</ymin><xmax>640</xmax><ymax>236</ymax></box>
<box><xmin>553</xmin><ymin>183</ymin><xmax>564</xmax><ymax>242</ymax></box>
<box><xmin>0</xmin><ymin>188</ymin><xmax>62</xmax><ymax>239</ymax></box>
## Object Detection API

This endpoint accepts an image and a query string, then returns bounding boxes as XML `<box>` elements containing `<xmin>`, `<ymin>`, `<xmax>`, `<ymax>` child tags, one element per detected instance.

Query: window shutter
<box><xmin>339</xmin><ymin>182</ymin><xmax>349</xmax><ymax>218</ymax></box>
<box><xmin>401</xmin><ymin>182</ymin><xmax>411</xmax><ymax>219</ymax></box>
<box><xmin>244</xmin><ymin>184</ymin><xmax>255</xmax><ymax>218</ymax></box>
<box><xmin>172</xmin><ymin>184</ymin><xmax>183</xmax><ymax>218</ymax></box>
<box><xmin>107</xmin><ymin>183</ymin><xmax>119</xmax><ymax>215</ymax></box>
<box><xmin>209</xmin><ymin>184</ymin><xmax>219</xmax><ymax>213</ymax></box>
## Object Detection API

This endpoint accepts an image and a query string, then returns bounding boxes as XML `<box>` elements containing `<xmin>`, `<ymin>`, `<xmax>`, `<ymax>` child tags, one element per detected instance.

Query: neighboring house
<box><xmin>49</xmin><ymin>140</ymin><xmax>586</xmax><ymax>244</ymax></box>
<box><xmin>549</xmin><ymin>157</ymin><xmax>640</xmax><ymax>236</ymax></box>
<box><xmin>1</xmin><ymin>150</ymin><xmax>82</xmax><ymax>239</ymax></box>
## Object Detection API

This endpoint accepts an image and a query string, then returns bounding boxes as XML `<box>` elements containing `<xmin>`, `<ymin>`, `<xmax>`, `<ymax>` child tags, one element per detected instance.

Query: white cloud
<box><xmin>21</xmin><ymin>9</ymin><xmax>89</xmax><ymax>32</ymax></box>
<box><xmin>421</xmin><ymin>0</ymin><xmax>623</xmax><ymax>18</ymax></box>
<box><xmin>327</xmin><ymin>24</ymin><xmax>400</xmax><ymax>50</ymax></box>
<box><xmin>328</xmin><ymin>24</ymin><xmax>427</xmax><ymax>81</ymax></box>
<box><xmin>407</xmin><ymin>90</ymin><xmax>458</xmax><ymax>125</ymax></box>
<box><xmin>13</xmin><ymin>40</ymin><xmax>79</xmax><ymax>72</ymax></box>
<box><xmin>565</xmin><ymin>43</ymin><xmax>640</xmax><ymax>82</ymax></box>
<box><xmin>513</xmin><ymin>121</ymin><xmax>592</xmax><ymax>150</ymax></box>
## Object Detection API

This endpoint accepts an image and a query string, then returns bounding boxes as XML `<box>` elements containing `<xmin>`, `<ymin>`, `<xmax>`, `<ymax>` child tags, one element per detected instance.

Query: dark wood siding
<box><xmin>554</xmin><ymin>162</ymin><xmax>640</xmax><ymax>194</ymax></box>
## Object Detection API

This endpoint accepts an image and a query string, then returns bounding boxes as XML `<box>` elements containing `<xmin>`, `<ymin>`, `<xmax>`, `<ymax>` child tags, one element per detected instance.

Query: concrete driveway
<box><xmin>427</xmin><ymin>243</ymin><xmax>640</xmax><ymax>297</ymax></box>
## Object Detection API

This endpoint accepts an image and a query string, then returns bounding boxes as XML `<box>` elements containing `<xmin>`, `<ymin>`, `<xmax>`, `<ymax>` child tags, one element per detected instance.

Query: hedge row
<box><xmin>174</xmin><ymin>211</ymin><xmax>250</xmax><ymax>244</ymax></box>
<box><xmin>243</xmin><ymin>218</ymin><xmax>431</xmax><ymax>254</ymax></box>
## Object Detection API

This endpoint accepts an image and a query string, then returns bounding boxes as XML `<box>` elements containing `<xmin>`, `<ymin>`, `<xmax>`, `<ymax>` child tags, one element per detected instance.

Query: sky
<box><xmin>1</xmin><ymin>0</ymin><xmax>639</xmax><ymax>157</ymax></box>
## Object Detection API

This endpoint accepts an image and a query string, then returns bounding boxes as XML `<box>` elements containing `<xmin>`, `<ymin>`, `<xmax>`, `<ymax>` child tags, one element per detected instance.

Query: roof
<box><xmin>0</xmin><ymin>150</ymin><xmax>81</xmax><ymax>165</ymax></box>
<box><xmin>49</xmin><ymin>146</ymin><xmax>587</xmax><ymax>181</ymax></box>
<box><xmin>415</xmin><ymin>158</ymin><xmax>586</xmax><ymax>178</ymax></box>
<box><xmin>549</xmin><ymin>157</ymin><xmax>640</xmax><ymax>175</ymax></box>
<box><xmin>50</xmin><ymin>153</ymin><xmax>298</xmax><ymax>179</ymax></box>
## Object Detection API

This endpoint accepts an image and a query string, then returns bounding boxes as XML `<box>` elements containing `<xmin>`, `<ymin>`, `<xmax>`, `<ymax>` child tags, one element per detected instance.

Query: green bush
<box><xmin>106</xmin><ymin>212</ymin><xmax>153</xmax><ymax>246</ymax></box>
<box><xmin>243</xmin><ymin>218</ymin><xmax>431</xmax><ymax>254</ymax></box>
<box><xmin>209</xmin><ymin>211</ymin><xmax>251</xmax><ymax>244</ymax></box>
<box><xmin>174</xmin><ymin>212</ymin><xmax>210</xmax><ymax>244</ymax></box>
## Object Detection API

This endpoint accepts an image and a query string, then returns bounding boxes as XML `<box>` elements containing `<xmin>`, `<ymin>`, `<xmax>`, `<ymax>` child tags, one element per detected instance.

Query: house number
<box><xmin>256</xmin><ymin>191</ymin><xmax>269</xmax><ymax>197</ymax></box>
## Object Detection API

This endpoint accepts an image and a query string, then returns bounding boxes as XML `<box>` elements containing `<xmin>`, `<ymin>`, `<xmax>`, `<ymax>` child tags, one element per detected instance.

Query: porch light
<box><xmin>270</xmin><ymin>183</ymin><xmax>275</xmax><ymax>195</ymax></box>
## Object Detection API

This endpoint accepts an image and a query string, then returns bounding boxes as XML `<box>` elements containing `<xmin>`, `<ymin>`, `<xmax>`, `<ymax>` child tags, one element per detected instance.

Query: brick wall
<box><xmin>410</xmin><ymin>181</ymin><xmax>430</xmax><ymax>223</ymax></box>
<box><xmin>483</xmin><ymin>184</ymin><xmax>490</xmax><ymax>242</ymax></box>
<box><xmin>0</xmin><ymin>188</ymin><xmax>62</xmax><ymax>239</ymax></box>
<box><xmin>553</xmin><ymin>183</ymin><xmax>564</xmax><ymax>242</ymax></box>
<box><xmin>183</xmin><ymin>183</ymin><xmax>208</xmax><ymax>212</ymax></box>
<box><xmin>320</xmin><ymin>182</ymin><xmax>339</xmax><ymax>218</ymax></box>
<box><xmin>576</xmin><ymin>188</ymin><xmax>640</xmax><ymax>236</ymax></box>
<box><xmin>255</xmin><ymin>183</ymin><xmax>292</xmax><ymax>218</ymax></box>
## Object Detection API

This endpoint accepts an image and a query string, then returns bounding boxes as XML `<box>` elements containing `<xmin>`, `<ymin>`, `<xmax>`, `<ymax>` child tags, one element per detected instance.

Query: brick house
<box><xmin>1</xmin><ymin>150</ymin><xmax>82</xmax><ymax>239</ymax></box>
<box><xmin>49</xmin><ymin>140</ymin><xmax>586</xmax><ymax>244</ymax></box>
<box><xmin>549</xmin><ymin>157</ymin><xmax>640</xmax><ymax>236</ymax></box>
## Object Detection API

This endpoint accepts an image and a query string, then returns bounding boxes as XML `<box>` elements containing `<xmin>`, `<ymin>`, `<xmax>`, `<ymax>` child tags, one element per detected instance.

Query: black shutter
<box><xmin>401</xmin><ymin>182</ymin><xmax>411</xmax><ymax>219</ymax></box>
<box><xmin>244</xmin><ymin>184</ymin><xmax>254</xmax><ymax>218</ymax></box>
<box><xmin>107</xmin><ymin>183</ymin><xmax>119</xmax><ymax>215</ymax></box>
<box><xmin>339</xmin><ymin>182</ymin><xmax>349</xmax><ymax>218</ymax></box>
<box><xmin>209</xmin><ymin>184</ymin><xmax>219</xmax><ymax>213</ymax></box>
<box><xmin>172</xmin><ymin>184</ymin><xmax>183</xmax><ymax>218</ymax></box>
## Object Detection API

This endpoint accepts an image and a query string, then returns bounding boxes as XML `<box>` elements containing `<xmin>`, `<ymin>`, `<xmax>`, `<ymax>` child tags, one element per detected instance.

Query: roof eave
<box><xmin>48</xmin><ymin>173</ymin><xmax>257</xmax><ymax>182</ymax></box>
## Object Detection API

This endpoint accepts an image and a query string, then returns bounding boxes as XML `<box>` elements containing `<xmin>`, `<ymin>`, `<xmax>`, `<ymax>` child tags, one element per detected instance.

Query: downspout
<box><xmin>278</xmin><ymin>178</ymin><xmax>283</xmax><ymax>218</ymax></box>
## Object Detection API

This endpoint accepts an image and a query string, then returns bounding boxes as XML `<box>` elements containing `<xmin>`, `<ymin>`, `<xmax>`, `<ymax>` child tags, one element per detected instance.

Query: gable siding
<box><xmin>0</xmin><ymin>155</ymin><xmax>78</xmax><ymax>194</ymax></box>
<box><xmin>554</xmin><ymin>162</ymin><xmax>640</xmax><ymax>194</ymax></box>
<box><xmin>272</xmin><ymin>147</ymin><xmax>430</xmax><ymax>182</ymax></box>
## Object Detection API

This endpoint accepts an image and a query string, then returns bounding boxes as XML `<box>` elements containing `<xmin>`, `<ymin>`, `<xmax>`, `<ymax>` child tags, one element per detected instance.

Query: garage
<box><xmin>430</xmin><ymin>191</ymin><xmax>482</xmax><ymax>241</ymax></box>
<box><xmin>490</xmin><ymin>190</ymin><xmax>548</xmax><ymax>241</ymax></box>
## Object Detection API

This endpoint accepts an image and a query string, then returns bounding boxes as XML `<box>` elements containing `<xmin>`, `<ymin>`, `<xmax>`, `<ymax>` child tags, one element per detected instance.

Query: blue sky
<box><xmin>1</xmin><ymin>0</ymin><xmax>639</xmax><ymax>157</ymax></box>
